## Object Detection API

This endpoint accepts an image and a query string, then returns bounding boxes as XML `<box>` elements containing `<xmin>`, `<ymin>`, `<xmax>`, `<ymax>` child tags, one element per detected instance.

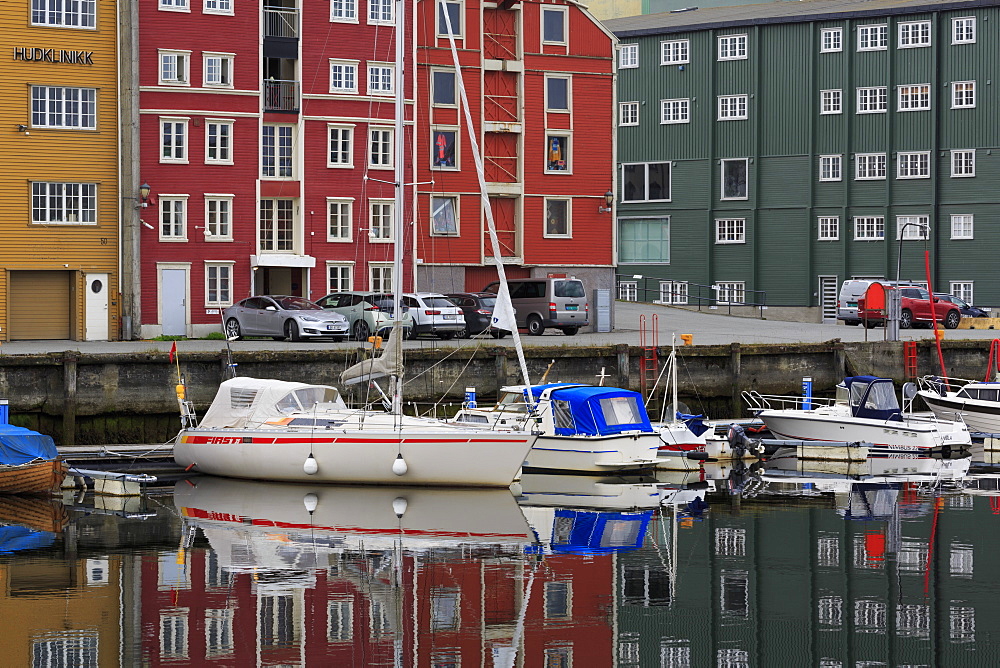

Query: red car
<box><xmin>857</xmin><ymin>285</ymin><xmax>961</xmax><ymax>329</ymax></box>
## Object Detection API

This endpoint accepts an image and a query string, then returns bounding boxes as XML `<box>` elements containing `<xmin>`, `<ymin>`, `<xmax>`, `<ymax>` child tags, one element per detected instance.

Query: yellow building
<box><xmin>0</xmin><ymin>0</ymin><xmax>123</xmax><ymax>340</ymax></box>
<box><xmin>588</xmin><ymin>0</ymin><xmax>643</xmax><ymax>20</ymax></box>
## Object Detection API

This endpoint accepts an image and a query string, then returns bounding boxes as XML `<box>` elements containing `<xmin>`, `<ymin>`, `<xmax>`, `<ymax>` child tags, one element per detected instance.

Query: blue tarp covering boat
<box><xmin>0</xmin><ymin>425</ymin><xmax>58</xmax><ymax>466</ymax></box>
<box><xmin>0</xmin><ymin>525</ymin><xmax>56</xmax><ymax>554</ymax></box>
<box><xmin>524</xmin><ymin>383</ymin><xmax>654</xmax><ymax>436</ymax></box>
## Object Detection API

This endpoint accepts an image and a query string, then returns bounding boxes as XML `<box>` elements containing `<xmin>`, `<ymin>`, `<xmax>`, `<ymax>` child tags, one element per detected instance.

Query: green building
<box><xmin>605</xmin><ymin>0</ymin><xmax>998</xmax><ymax>322</ymax></box>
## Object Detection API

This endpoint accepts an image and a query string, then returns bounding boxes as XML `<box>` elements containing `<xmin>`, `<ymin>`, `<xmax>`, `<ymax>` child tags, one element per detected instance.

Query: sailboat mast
<box><xmin>391</xmin><ymin>0</ymin><xmax>406</xmax><ymax>416</ymax></box>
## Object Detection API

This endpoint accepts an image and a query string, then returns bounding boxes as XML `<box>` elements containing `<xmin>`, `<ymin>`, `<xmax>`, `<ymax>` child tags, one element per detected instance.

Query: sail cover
<box><xmin>0</xmin><ymin>424</ymin><xmax>58</xmax><ymax>466</ymax></box>
<box><xmin>340</xmin><ymin>328</ymin><xmax>403</xmax><ymax>386</ymax></box>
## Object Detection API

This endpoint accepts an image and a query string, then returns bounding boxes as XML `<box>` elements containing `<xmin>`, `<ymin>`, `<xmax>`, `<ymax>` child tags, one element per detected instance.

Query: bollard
<box><xmin>680</xmin><ymin>334</ymin><xmax>693</xmax><ymax>345</ymax></box>
<box><xmin>801</xmin><ymin>376</ymin><xmax>813</xmax><ymax>410</ymax></box>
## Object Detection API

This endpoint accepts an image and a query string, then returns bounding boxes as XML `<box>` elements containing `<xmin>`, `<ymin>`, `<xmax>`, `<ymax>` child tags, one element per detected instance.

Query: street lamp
<box><xmin>889</xmin><ymin>220</ymin><xmax>931</xmax><ymax>341</ymax></box>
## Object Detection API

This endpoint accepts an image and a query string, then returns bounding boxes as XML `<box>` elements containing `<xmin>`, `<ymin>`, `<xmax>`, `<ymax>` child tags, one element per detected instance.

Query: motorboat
<box><xmin>916</xmin><ymin>375</ymin><xmax>1000</xmax><ymax>434</ymax></box>
<box><xmin>744</xmin><ymin>376</ymin><xmax>971</xmax><ymax>456</ymax></box>
<box><xmin>451</xmin><ymin>383</ymin><xmax>661</xmax><ymax>473</ymax></box>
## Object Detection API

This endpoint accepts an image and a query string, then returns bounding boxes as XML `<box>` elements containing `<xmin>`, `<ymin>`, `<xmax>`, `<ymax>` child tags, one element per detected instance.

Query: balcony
<box><xmin>264</xmin><ymin>79</ymin><xmax>299</xmax><ymax>112</ymax></box>
<box><xmin>264</xmin><ymin>7</ymin><xmax>299</xmax><ymax>39</ymax></box>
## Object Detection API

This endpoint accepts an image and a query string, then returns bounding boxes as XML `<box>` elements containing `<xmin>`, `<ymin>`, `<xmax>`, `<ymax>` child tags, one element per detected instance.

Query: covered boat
<box><xmin>0</xmin><ymin>424</ymin><xmax>67</xmax><ymax>495</ymax></box>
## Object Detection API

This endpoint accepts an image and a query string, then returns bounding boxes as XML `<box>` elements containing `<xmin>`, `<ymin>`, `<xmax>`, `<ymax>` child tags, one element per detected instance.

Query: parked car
<box><xmin>837</xmin><ymin>279</ymin><xmax>884</xmax><ymax>326</ymax></box>
<box><xmin>401</xmin><ymin>293</ymin><xmax>466</xmax><ymax>339</ymax></box>
<box><xmin>316</xmin><ymin>292</ymin><xmax>395</xmax><ymax>340</ymax></box>
<box><xmin>857</xmin><ymin>285</ymin><xmax>962</xmax><ymax>329</ymax></box>
<box><xmin>223</xmin><ymin>296</ymin><xmax>349</xmax><ymax>341</ymax></box>
<box><xmin>445</xmin><ymin>292</ymin><xmax>508</xmax><ymax>338</ymax></box>
<box><xmin>482</xmin><ymin>277</ymin><xmax>588</xmax><ymax>335</ymax></box>
<box><xmin>934</xmin><ymin>293</ymin><xmax>989</xmax><ymax>318</ymax></box>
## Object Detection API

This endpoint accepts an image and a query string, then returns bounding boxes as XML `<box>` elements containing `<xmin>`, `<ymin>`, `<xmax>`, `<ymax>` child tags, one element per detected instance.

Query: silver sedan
<box><xmin>223</xmin><ymin>295</ymin><xmax>349</xmax><ymax>341</ymax></box>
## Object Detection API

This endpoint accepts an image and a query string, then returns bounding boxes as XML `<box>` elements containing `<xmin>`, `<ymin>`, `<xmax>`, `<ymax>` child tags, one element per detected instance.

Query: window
<box><xmin>437</xmin><ymin>0</ymin><xmax>462</xmax><ymax>36</ymax></box>
<box><xmin>858</xmin><ymin>24</ymin><xmax>888</xmax><ymax>50</ymax></box>
<box><xmin>203</xmin><ymin>54</ymin><xmax>233</xmax><ymax>87</ymax></box>
<box><xmin>31</xmin><ymin>182</ymin><xmax>97</xmax><ymax>224</ymax></box>
<box><xmin>31</xmin><ymin>0</ymin><xmax>96</xmax><ymax>27</ymax></box>
<box><xmin>820</xmin><ymin>89</ymin><xmax>842</xmax><ymax>114</ymax></box>
<box><xmin>30</xmin><ymin>86</ymin><xmax>96</xmax><ymax>129</ymax></box>
<box><xmin>718</xmin><ymin>34</ymin><xmax>747</xmax><ymax>60</ymax></box>
<box><xmin>619</xmin><ymin>218</ymin><xmax>669</xmax><ymax>263</ymax></box>
<box><xmin>542</xmin><ymin>6</ymin><xmax>567</xmax><ymax>44</ymax></box>
<box><xmin>161</xmin><ymin>118</ymin><xmax>188</xmax><ymax>162</ymax></box>
<box><xmin>368</xmin><ymin>0</ymin><xmax>393</xmax><ymax>24</ymax></box>
<box><xmin>159</xmin><ymin>51</ymin><xmax>190</xmax><ymax>85</ymax></box>
<box><xmin>327</xmin><ymin>265</ymin><xmax>353</xmax><ymax>293</ymax></box>
<box><xmin>546</xmin><ymin>76</ymin><xmax>570</xmax><ymax>111</ymax></box>
<box><xmin>856</xmin><ymin>153</ymin><xmax>886</xmax><ymax>180</ymax></box>
<box><xmin>819</xmin><ymin>155</ymin><xmax>842</xmax><ymax>181</ymax></box>
<box><xmin>621</xmin><ymin>163</ymin><xmax>671</xmax><ymax>202</ymax></box>
<box><xmin>857</xmin><ymin>86</ymin><xmax>887</xmax><ymax>113</ymax></box>
<box><xmin>951</xmin><ymin>215</ymin><xmax>974</xmax><ymax>239</ymax></box>
<box><xmin>432</xmin><ymin>129</ymin><xmax>457</xmax><ymax>169</ymax></box>
<box><xmin>160</xmin><ymin>610</ymin><xmax>189</xmax><ymax>659</ymax></box>
<box><xmin>330</xmin><ymin>0</ymin><xmax>357</xmax><ymax>22</ymax></box>
<box><xmin>369</xmin><ymin>200</ymin><xmax>393</xmax><ymax>242</ymax></box>
<box><xmin>160</xmin><ymin>197</ymin><xmax>188</xmax><ymax>240</ymax></box>
<box><xmin>205</xmin><ymin>609</ymin><xmax>233</xmax><ymax>658</ymax></box>
<box><xmin>853</xmin><ymin>216</ymin><xmax>885</xmax><ymax>240</ymax></box>
<box><xmin>950</xmin><ymin>281</ymin><xmax>974</xmax><ymax>302</ymax></box>
<box><xmin>718</xmin><ymin>95</ymin><xmax>748</xmax><ymax>120</ymax></box>
<box><xmin>953</xmin><ymin>17</ymin><xmax>975</xmax><ymax>44</ymax></box>
<box><xmin>327</xmin><ymin>198</ymin><xmax>353</xmax><ymax>241</ymax></box>
<box><xmin>432</xmin><ymin>69</ymin><xmax>456</xmax><ymax>106</ymax></box>
<box><xmin>818</xmin><ymin>216</ymin><xmax>840</xmax><ymax>240</ymax></box>
<box><xmin>660</xmin><ymin>99</ymin><xmax>690</xmax><ymax>124</ymax></box>
<box><xmin>545</xmin><ymin>134</ymin><xmax>570</xmax><ymax>172</ymax></box>
<box><xmin>205</xmin><ymin>196</ymin><xmax>232</xmax><ymax>239</ymax></box>
<box><xmin>369</xmin><ymin>264</ymin><xmax>393</xmax><ymax>292</ymax></box>
<box><xmin>259</xmin><ymin>199</ymin><xmax>295</xmax><ymax>252</ymax></box>
<box><xmin>430</xmin><ymin>589</ymin><xmax>461</xmax><ymax>630</ymax></box>
<box><xmin>715</xmin><ymin>218</ymin><xmax>745</xmax><ymax>244</ymax></box>
<box><xmin>898</xmin><ymin>21</ymin><xmax>931</xmax><ymax>47</ymax></box>
<box><xmin>898</xmin><ymin>84</ymin><xmax>930</xmax><ymax>111</ymax></box>
<box><xmin>262</xmin><ymin>125</ymin><xmax>294</xmax><ymax>177</ymax></box>
<box><xmin>717</xmin><ymin>282</ymin><xmax>745</xmax><ymax>304</ymax></box>
<box><xmin>328</xmin><ymin>125</ymin><xmax>353</xmax><ymax>167</ymax></box>
<box><xmin>952</xmin><ymin>81</ymin><xmax>976</xmax><ymax>108</ymax></box>
<box><xmin>369</xmin><ymin>127</ymin><xmax>393</xmax><ymax>168</ymax></box>
<box><xmin>430</xmin><ymin>196</ymin><xmax>458</xmax><ymax>236</ymax></box>
<box><xmin>329</xmin><ymin>60</ymin><xmax>358</xmax><ymax>93</ymax></box>
<box><xmin>32</xmin><ymin>634</ymin><xmax>98</xmax><ymax>666</ymax></box>
<box><xmin>619</xmin><ymin>44</ymin><xmax>638</xmax><ymax>69</ymax></box>
<box><xmin>544</xmin><ymin>581</ymin><xmax>571</xmax><ymax>619</ymax></box>
<box><xmin>661</xmin><ymin>39</ymin><xmax>689</xmax><ymax>64</ymax></box>
<box><xmin>160</xmin><ymin>0</ymin><xmax>189</xmax><ymax>10</ymax></box>
<box><xmin>618</xmin><ymin>281</ymin><xmax>637</xmax><ymax>301</ymax></box>
<box><xmin>204</xmin><ymin>0</ymin><xmax>232</xmax><ymax>14</ymax></box>
<box><xmin>367</xmin><ymin>63</ymin><xmax>394</xmax><ymax>96</ymax></box>
<box><xmin>821</xmin><ymin>28</ymin><xmax>842</xmax><ymax>52</ymax></box>
<box><xmin>544</xmin><ymin>198</ymin><xmax>570</xmax><ymax>237</ymax></box>
<box><xmin>660</xmin><ymin>280</ymin><xmax>687</xmax><ymax>304</ymax></box>
<box><xmin>205</xmin><ymin>263</ymin><xmax>233</xmax><ymax>307</ymax></box>
<box><xmin>951</xmin><ymin>150</ymin><xmax>975</xmax><ymax>177</ymax></box>
<box><xmin>897</xmin><ymin>215</ymin><xmax>929</xmax><ymax>239</ymax></box>
<box><xmin>620</xmin><ymin>102</ymin><xmax>639</xmax><ymax>126</ymax></box>
<box><xmin>205</xmin><ymin>120</ymin><xmax>233</xmax><ymax>163</ymax></box>
<box><xmin>721</xmin><ymin>159</ymin><xmax>748</xmax><ymax>199</ymax></box>
<box><xmin>897</xmin><ymin>152</ymin><xmax>930</xmax><ymax>179</ymax></box>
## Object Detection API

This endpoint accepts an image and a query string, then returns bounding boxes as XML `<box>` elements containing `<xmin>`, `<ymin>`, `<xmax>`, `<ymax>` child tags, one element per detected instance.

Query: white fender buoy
<box><xmin>303</xmin><ymin>455</ymin><xmax>319</xmax><ymax>475</ymax></box>
<box><xmin>392</xmin><ymin>454</ymin><xmax>408</xmax><ymax>476</ymax></box>
<box><xmin>303</xmin><ymin>493</ymin><xmax>318</xmax><ymax>514</ymax></box>
<box><xmin>392</xmin><ymin>497</ymin><xmax>408</xmax><ymax>518</ymax></box>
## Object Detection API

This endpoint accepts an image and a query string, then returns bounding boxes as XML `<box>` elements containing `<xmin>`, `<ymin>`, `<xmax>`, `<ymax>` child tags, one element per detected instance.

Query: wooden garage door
<box><xmin>10</xmin><ymin>271</ymin><xmax>71</xmax><ymax>340</ymax></box>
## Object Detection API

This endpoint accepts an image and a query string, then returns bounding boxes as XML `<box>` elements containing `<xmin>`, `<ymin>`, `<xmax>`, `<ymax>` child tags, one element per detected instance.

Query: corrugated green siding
<box><xmin>759</xmin><ymin>24</ymin><xmax>811</xmax><ymax>157</ymax></box>
<box><xmin>757</xmin><ymin>209</ymin><xmax>811</xmax><ymax>303</ymax></box>
<box><xmin>758</xmin><ymin>157</ymin><xmax>810</xmax><ymax>209</ymax></box>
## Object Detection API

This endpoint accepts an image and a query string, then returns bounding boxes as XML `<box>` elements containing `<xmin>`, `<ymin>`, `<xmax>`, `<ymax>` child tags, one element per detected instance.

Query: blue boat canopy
<box><xmin>842</xmin><ymin>376</ymin><xmax>902</xmax><ymax>422</ymax></box>
<box><xmin>526</xmin><ymin>383</ymin><xmax>654</xmax><ymax>436</ymax></box>
<box><xmin>0</xmin><ymin>424</ymin><xmax>58</xmax><ymax>466</ymax></box>
<box><xmin>547</xmin><ymin>509</ymin><xmax>653</xmax><ymax>554</ymax></box>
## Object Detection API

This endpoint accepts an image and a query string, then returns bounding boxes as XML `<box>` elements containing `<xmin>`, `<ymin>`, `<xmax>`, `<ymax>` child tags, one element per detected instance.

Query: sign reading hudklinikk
<box><xmin>13</xmin><ymin>47</ymin><xmax>94</xmax><ymax>65</ymax></box>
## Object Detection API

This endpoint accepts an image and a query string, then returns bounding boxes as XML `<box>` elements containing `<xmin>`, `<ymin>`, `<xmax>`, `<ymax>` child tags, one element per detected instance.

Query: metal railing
<box><xmin>263</xmin><ymin>79</ymin><xmax>299</xmax><ymax>112</ymax></box>
<box><xmin>615</xmin><ymin>274</ymin><xmax>768</xmax><ymax>319</ymax></box>
<box><xmin>264</xmin><ymin>7</ymin><xmax>299</xmax><ymax>38</ymax></box>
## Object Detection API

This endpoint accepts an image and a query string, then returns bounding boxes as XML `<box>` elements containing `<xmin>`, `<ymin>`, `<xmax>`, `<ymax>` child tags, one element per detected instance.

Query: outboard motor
<box><xmin>727</xmin><ymin>424</ymin><xmax>752</xmax><ymax>459</ymax></box>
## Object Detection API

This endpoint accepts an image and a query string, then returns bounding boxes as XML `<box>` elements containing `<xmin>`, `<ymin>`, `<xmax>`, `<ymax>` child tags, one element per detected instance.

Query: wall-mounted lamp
<box><xmin>138</xmin><ymin>182</ymin><xmax>151</xmax><ymax>208</ymax></box>
<box><xmin>598</xmin><ymin>190</ymin><xmax>614</xmax><ymax>214</ymax></box>
<box><xmin>16</xmin><ymin>124</ymin><xmax>29</xmax><ymax>135</ymax></box>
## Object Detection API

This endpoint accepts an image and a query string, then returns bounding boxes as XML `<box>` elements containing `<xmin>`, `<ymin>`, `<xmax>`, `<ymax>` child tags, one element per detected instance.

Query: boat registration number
<box><xmin>566</xmin><ymin>305</ymin><xmax>578</xmax><ymax>311</ymax></box>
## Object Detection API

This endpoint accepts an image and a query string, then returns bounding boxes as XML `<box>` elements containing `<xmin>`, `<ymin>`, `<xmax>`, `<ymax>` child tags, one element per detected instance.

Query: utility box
<box><xmin>593</xmin><ymin>289</ymin><xmax>612</xmax><ymax>332</ymax></box>
<box><xmin>0</xmin><ymin>400</ymin><xmax>8</xmax><ymax>425</ymax></box>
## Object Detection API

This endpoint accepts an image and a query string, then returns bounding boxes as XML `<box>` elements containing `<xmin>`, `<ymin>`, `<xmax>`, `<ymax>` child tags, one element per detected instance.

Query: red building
<box><xmin>138</xmin><ymin>0</ymin><xmax>415</xmax><ymax>337</ymax></box>
<box><xmin>413</xmin><ymin>0</ymin><xmax>617</xmax><ymax>298</ymax></box>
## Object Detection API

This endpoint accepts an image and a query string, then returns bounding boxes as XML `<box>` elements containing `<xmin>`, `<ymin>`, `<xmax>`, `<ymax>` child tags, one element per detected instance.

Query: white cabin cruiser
<box><xmin>916</xmin><ymin>376</ymin><xmax>1000</xmax><ymax>434</ymax></box>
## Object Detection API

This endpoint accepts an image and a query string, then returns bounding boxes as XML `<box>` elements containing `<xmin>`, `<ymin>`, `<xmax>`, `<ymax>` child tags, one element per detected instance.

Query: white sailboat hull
<box><xmin>521</xmin><ymin>432</ymin><xmax>662</xmax><ymax>473</ymax></box>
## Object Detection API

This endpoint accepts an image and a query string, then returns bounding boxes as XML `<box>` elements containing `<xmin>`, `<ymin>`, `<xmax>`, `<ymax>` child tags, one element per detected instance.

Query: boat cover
<box><xmin>843</xmin><ymin>376</ymin><xmax>902</xmax><ymax>421</ymax></box>
<box><xmin>544</xmin><ymin>509</ymin><xmax>653</xmax><ymax>554</ymax></box>
<box><xmin>198</xmin><ymin>378</ymin><xmax>347</xmax><ymax>429</ymax></box>
<box><xmin>678</xmin><ymin>412</ymin><xmax>710</xmax><ymax>436</ymax></box>
<box><xmin>0</xmin><ymin>525</ymin><xmax>56</xmax><ymax>554</ymax></box>
<box><xmin>526</xmin><ymin>383</ymin><xmax>654</xmax><ymax>436</ymax></box>
<box><xmin>0</xmin><ymin>424</ymin><xmax>58</xmax><ymax>465</ymax></box>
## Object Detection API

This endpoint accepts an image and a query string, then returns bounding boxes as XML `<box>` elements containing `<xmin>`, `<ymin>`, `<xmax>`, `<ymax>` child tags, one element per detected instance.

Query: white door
<box><xmin>820</xmin><ymin>276</ymin><xmax>838</xmax><ymax>323</ymax></box>
<box><xmin>162</xmin><ymin>269</ymin><xmax>187</xmax><ymax>336</ymax></box>
<box><xmin>85</xmin><ymin>273</ymin><xmax>109</xmax><ymax>340</ymax></box>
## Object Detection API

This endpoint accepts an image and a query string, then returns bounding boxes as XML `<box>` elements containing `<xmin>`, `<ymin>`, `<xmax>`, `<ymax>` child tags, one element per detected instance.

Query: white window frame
<box><xmin>159</xmin><ymin>196</ymin><xmax>189</xmax><ymax>241</ymax></box>
<box><xmin>618</xmin><ymin>281</ymin><xmax>637</xmax><ymax>301</ymax></box>
<box><xmin>203</xmin><ymin>0</ymin><xmax>232</xmax><ymax>16</ymax></box>
<box><xmin>31</xmin><ymin>0</ymin><xmax>97</xmax><ymax>27</ymax></box>
<box><xmin>545</xmin><ymin>75</ymin><xmax>571</xmax><ymax>113</ymax></box>
<box><xmin>715</xmin><ymin>218</ymin><xmax>746</xmax><ymax>244</ymax></box>
<box><xmin>430</xmin><ymin>195</ymin><xmax>460</xmax><ymax>236</ymax></box>
<box><xmin>367</xmin><ymin>62</ymin><xmax>395</xmax><ymax>97</ymax></box>
<box><xmin>819</xmin><ymin>155</ymin><xmax>842</xmax><ymax>182</ymax></box>
<box><xmin>718</xmin><ymin>95</ymin><xmax>748</xmax><ymax>120</ymax></box>
<box><xmin>856</xmin><ymin>86</ymin><xmax>887</xmax><ymax>114</ymax></box>
<box><xmin>368</xmin><ymin>126</ymin><xmax>394</xmax><ymax>170</ymax></box>
<box><xmin>897</xmin><ymin>215</ymin><xmax>930</xmax><ymax>240</ymax></box>
<box><xmin>160</xmin><ymin>609</ymin><xmax>190</xmax><ymax>659</ymax></box>
<box><xmin>30</xmin><ymin>181</ymin><xmax>97</xmax><ymax>225</ymax></box>
<box><xmin>368</xmin><ymin>199</ymin><xmax>394</xmax><ymax>242</ymax></box>
<box><xmin>30</xmin><ymin>86</ymin><xmax>97</xmax><ymax>130</ymax></box>
<box><xmin>619</xmin><ymin>101</ymin><xmax>639</xmax><ymax>126</ymax></box>
<box><xmin>202</xmin><ymin>53</ymin><xmax>234</xmax><ymax>88</ymax></box>
<box><xmin>855</xmin><ymin>153</ymin><xmax>887</xmax><ymax>180</ymax></box>
<box><xmin>818</xmin><ymin>216</ymin><xmax>840</xmax><ymax>241</ymax></box>
<box><xmin>541</xmin><ymin>6</ymin><xmax>568</xmax><ymax>46</ymax></box>
<box><xmin>898</xmin><ymin>84</ymin><xmax>931</xmax><ymax>111</ymax></box>
<box><xmin>261</xmin><ymin>124</ymin><xmax>295</xmax><ymax>178</ymax></box>
<box><xmin>205</xmin><ymin>119</ymin><xmax>233</xmax><ymax>164</ymax></box>
<box><xmin>327</xmin><ymin>198</ymin><xmax>353</xmax><ymax>242</ymax></box>
<box><xmin>327</xmin><ymin>124</ymin><xmax>354</xmax><ymax>168</ymax></box>
<box><xmin>329</xmin><ymin>60</ymin><xmax>359</xmax><ymax>94</ymax></box>
<box><xmin>717</xmin><ymin>34</ymin><xmax>747</xmax><ymax>61</ymax></box>
<box><xmin>330</xmin><ymin>0</ymin><xmax>357</xmax><ymax>23</ymax></box>
<box><xmin>369</xmin><ymin>263</ymin><xmax>393</xmax><ymax>292</ymax></box>
<box><xmin>721</xmin><ymin>158</ymin><xmax>749</xmax><ymax>200</ymax></box>
<box><xmin>432</xmin><ymin>126</ymin><xmax>460</xmax><ymax>171</ymax></box>
<box><xmin>327</xmin><ymin>263</ymin><xmax>353</xmax><ymax>293</ymax></box>
<box><xmin>716</xmin><ymin>282</ymin><xmax>746</xmax><ymax>304</ymax></box>
<box><xmin>543</xmin><ymin>197</ymin><xmax>572</xmax><ymax>238</ymax></box>
<box><xmin>660</xmin><ymin>39</ymin><xmax>689</xmax><ymax>65</ymax></box>
<box><xmin>951</xmin><ymin>150</ymin><xmax>975</xmax><ymax>178</ymax></box>
<box><xmin>258</xmin><ymin>199</ymin><xmax>297</xmax><ymax>253</ymax></box>
<box><xmin>544</xmin><ymin>132</ymin><xmax>571</xmax><ymax>173</ymax></box>
<box><xmin>621</xmin><ymin>162</ymin><xmax>671</xmax><ymax>203</ymax></box>
<box><xmin>853</xmin><ymin>216</ymin><xmax>885</xmax><ymax>240</ymax></box>
<box><xmin>950</xmin><ymin>282</ymin><xmax>974</xmax><ymax>303</ymax></box>
<box><xmin>159</xmin><ymin>0</ymin><xmax>190</xmax><ymax>12</ymax></box>
<box><xmin>204</xmin><ymin>194</ymin><xmax>233</xmax><ymax>240</ymax></box>
<box><xmin>898</xmin><ymin>21</ymin><xmax>931</xmax><ymax>48</ymax></box>
<box><xmin>820</xmin><ymin>28</ymin><xmax>842</xmax><ymax>53</ymax></box>
<box><xmin>160</xmin><ymin>117</ymin><xmax>189</xmax><ymax>163</ymax></box>
<box><xmin>952</xmin><ymin>17</ymin><xmax>976</xmax><ymax>44</ymax></box>
<box><xmin>436</xmin><ymin>0</ymin><xmax>463</xmax><ymax>38</ymax></box>
<box><xmin>431</xmin><ymin>67</ymin><xmax>457</xmax><ymax>107</ymax></box>
<box><xmin>897</xmin><ymin>152</ymin><xmax>930</xmax><ymax>179</ymax></box>
<box><xmin>204</xmin><ymin>262</ymin><xmax>234</xmax><ymax>307</ymax></box>
<box><xmin>951</xmin><ymin>81</ymin><xmax>976</xmax><ymax>109</ymax></box>
<box><xmin>659</xmin><ymin>281</ymin><xmax>688</xmax><ymax>305</ymax></box>
<box><xmin>158</xmin><ymin>50</ymin><xmax>191</xmax><ymax>86</ymax></box>
<box><xmin>619</xmin><ymin>44</ymin><xmax>638</xmax><ymax>69</ymax></box>
<box><xmin>950</xmin><ymin>215</ymin><xmax>974</xmax><ymax>240</ymax></box>
<box><xmin>858</xmin><ymin>24</ymin><xmax>888</xmax><ymax>51</ymax></box>
<box><xmin>820</xmin><ymin>89</ymin><xmax>842</xmax><ymax>115</ymax></box>
<box><xmin>367</xmin><ymin>0</ymin><xmax>394</xmax><ymax>25</ymax></box>
<box><xmin>660</xmin><ymin>99</ymin><xmax>690</xmax><ymax>124</ymax></box>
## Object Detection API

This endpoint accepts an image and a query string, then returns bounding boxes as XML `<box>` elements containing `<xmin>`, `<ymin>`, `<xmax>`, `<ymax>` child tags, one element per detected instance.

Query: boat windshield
<box><xmin>496</xmin><ymin>391</ymin><xmax>530</xmax><ymax>412</ymax></box>
<box><xmin>852</xmin><ymin>381</ymin><xmax>900</xmax><ymax>411</ymax></box>
<box><xmin>600</xmin><ymin>396</ymin><xmax>643</xmax><ymax>426</ymax></box>
<box><xmin>275</xmin><ymin>387</ymin><xmax>341</xmax><ymax>413</ymax></box>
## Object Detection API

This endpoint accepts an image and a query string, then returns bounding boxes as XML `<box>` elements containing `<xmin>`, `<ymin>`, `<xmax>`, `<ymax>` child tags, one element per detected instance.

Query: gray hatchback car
<box><xmin>223</xmin><ymin>295</ymin><xmax>349</xmax><ymax>341</ymax></box>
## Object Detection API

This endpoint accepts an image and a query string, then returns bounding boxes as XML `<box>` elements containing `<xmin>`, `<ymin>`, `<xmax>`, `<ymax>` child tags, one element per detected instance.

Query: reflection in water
<box><xmin>1</xmin><ymin>455</ymin><xmax>1000</xmax><ymax>665</ymax></box>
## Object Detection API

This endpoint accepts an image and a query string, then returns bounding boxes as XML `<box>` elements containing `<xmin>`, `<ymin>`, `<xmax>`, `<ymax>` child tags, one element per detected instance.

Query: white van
<box><xmin>838</xmin><ymin>279</ymin><xmax>885</xmax><ymax>325</ymax></box>
<box><xmin>483</xmin><ymin>277</ymin><xmax>588</xmax><ymax>335</ymax></box>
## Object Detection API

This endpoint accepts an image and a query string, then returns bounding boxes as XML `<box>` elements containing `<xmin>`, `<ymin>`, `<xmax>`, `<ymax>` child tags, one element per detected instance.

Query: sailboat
<box><xmin>173</xmin><ymin>0</ymin><xmax>536</xmax><ymax>487</ymax></box>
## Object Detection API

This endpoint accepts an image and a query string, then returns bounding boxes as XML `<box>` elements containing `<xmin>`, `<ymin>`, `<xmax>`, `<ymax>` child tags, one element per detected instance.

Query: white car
<box><xmin>402</xmin><ymin>293</ymin><xmax>466</xmax><ymax>339</ymax></box>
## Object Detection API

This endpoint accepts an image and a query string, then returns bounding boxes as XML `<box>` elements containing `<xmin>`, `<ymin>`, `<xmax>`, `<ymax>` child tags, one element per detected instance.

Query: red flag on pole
<box><xmin>169</xmin><ymin>341</ymin><xmax>177</xmax><ymax>364</ymax></box>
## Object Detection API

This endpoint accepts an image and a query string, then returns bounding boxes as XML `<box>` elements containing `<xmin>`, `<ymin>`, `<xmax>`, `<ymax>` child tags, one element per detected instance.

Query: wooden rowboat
<box><xmin>0</xmin><ymin>459</ymin><xmax>68</xmax><ymax>495</ymax></box>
